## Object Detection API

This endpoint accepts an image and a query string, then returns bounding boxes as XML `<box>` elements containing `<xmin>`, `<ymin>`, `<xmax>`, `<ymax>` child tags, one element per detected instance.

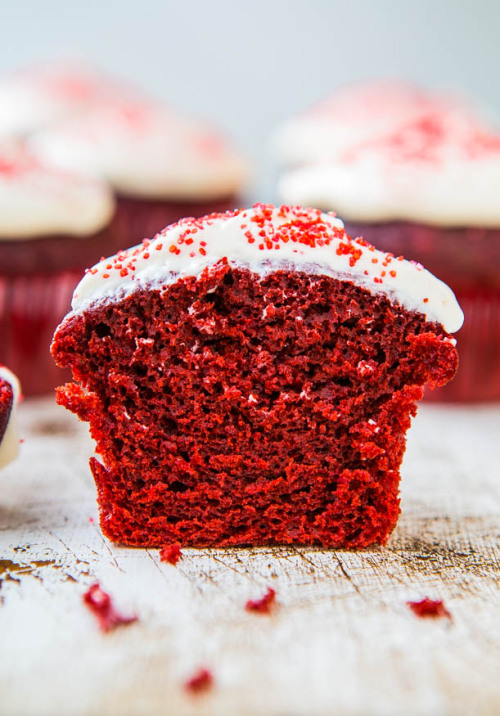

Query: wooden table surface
<box><xmin>1</xmin><ymin>397</ymin><xmax>499</xmax><ymax>716</ymax></box>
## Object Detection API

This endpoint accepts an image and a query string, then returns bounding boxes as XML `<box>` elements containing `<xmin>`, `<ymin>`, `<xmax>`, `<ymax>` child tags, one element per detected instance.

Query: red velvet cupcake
<box><xmin>278</xmin><ymin>85</ymin><xmax>500</xmax><ymax>401</ymax></box>
<box><xmin>30</xmin><ymin>98</ymin><xmax>250</xmax><ymax>249</ymax></box>
<box><xmin>51</xmin><ymin>205</ymin><xmax>462</xmax><ymax>548</ymax></box>
<box><xmin>0</xmin><ymin>366</ymin><xmax>20</xmax><ymax>469</ymax></box>
<box><xmin>0</xmin><ymin>145</ymin><xmax>117</xmax><ymax>395</ymax></box>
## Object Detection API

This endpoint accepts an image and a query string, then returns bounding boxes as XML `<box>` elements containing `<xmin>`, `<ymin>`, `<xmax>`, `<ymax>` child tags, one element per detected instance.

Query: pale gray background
<box><xmin>2</xmin><ymin>0</ymin><xmax>499</xmax><ymax>197</ymax></box>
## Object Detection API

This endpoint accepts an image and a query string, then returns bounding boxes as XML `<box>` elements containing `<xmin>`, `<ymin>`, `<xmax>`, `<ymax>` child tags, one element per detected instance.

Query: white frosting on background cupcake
<box><xmin>273</xmin><ymin>79</ymin><xmax>480</xmax><ymax>167</ymax></box>
<box><xmin>71</xmin><ymin>204</ymin><xmax>463</xmax><ymax>333</ymax></box>
<box><xmin>0</xmin><ymin>145</ymin><xmax>115</xmax><ymax>239</ymax></box>
<box><xmin>278</xmin><ymin>112</ymin><xmax>500</xmax><ymax>226</ymax></box>
<box><xmin>273</xmin><ymin>79</ymin><xmax>482</xmax><ymax>166</ymax></box>
<box><xmin>0</xmin><ymin>61</ymin><xmax>135</xmax><ymax>140</ymax></box>
<box><xmin>30</xmin><ymin>99</ymin><xmax>250</xmax><ymax>201</ymax></box>
<box><xmin>0</xmin><ymin>366</ymin><xmax>21</xmax><ymax>470</ymax></box>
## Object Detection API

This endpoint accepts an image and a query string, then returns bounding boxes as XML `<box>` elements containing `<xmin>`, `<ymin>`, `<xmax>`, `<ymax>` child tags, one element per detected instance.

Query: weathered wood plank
<box><xmin>0</xmin><ymin>398</ymin><xmax>499</xmax><ymax>716</ymax></box>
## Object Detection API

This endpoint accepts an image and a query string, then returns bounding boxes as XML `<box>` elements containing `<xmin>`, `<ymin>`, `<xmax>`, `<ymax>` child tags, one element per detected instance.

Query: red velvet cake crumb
<box><xmin>184</xmin><ymin>667</ymin><xmax>214</xmax><ymax>694</ymax></box>
<box><xmin>83</xmin><ymin>583</ymin><xmax>138</xmax><ymax>632</ymax></box>
<box><xmin>407</xmin><ymin>598</ymin><xmax>452</xmax><ymax>619</ymax></box>
<box><xmin>159</xmin><ymin>542</ymin><xmax>182</xmax><ymax>565</ymax></box>
<box><xmin>245</xmin><ymin>587</ymin><xmax>276</xmax><ymax>614</ymax></box>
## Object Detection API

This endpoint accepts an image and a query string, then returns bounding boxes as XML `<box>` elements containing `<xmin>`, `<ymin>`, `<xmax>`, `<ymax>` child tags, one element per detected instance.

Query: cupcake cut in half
<box><xmin>52</xmin><ymin>204</ymin><xmax>462</xmax><ymax>548</ymax></box>
<box><xmin>0</xmin><ymin>60</ymin><xmax>135</xmax><ymax>140</ymax></box>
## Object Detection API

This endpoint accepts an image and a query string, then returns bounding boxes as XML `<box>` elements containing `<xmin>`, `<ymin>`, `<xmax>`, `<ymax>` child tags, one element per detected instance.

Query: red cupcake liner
<box><xmin>0</xmin><ymin>270</ymin><xmax>80</xmax><ymax>396</ymax></box>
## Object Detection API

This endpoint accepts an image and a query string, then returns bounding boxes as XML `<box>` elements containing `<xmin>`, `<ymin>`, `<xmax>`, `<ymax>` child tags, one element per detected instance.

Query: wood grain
<box><xmin>0</xmin><ymin>397</ymin><xmax>499</xmax><ymax>716</ymax></box>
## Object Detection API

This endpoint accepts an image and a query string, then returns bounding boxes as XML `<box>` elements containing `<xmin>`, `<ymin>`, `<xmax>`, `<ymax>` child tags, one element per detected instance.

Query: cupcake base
<box><xmin>343</xmin><ymin>220</ymin><xmax>500</xmax><ymax>402</ymax></box>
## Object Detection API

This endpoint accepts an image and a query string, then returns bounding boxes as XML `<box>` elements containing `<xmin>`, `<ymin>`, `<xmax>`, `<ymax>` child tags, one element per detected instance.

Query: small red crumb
<box><xmin>159</xmin><ymin>542</ymin><xmax>182</xmax><ymax>565</ymax></box>
<box><xmin>184</xmin><ymin>667</ymin><xmax>214</xmax><ymax>694</ymax></box>
<box><xmin>88</xmin><ymin>516</ymin><xmax>94</xmax><ymax>523</ymax></box>
<box><xmin>245</xmin><ymin>587</ymin><xmax>276</xmax><ymax>614</ymax></box>
<box><xmin>407</xmin><ymin>598</ymin><xmax>451</xmax><ymax>619</ymax></box>
<box><xmin>83</xmin><ymin>583</ymin><xmax>138</xmax><ymax>632</ymax></box>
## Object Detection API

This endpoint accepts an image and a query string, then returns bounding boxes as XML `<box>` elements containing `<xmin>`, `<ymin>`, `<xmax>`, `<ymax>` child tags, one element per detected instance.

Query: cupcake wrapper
<box><xmin>0</xmin><ymin>270</ymin><xmax>80</xmax><ymax>396</ymax></box>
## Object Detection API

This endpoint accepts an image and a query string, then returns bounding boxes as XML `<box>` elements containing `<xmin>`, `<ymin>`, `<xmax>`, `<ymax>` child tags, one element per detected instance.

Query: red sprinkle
<box><xmin>159</xmin><ymin>542</ymin><xmax>182</xmax><ymax>565</ymax></box>
<box><xmin>407</xmin><ymin>598</ymin><xmax>451</xmax><ymax>619</ymax></box>
<box><xmin>245</xmin><ymin>587</ymin><xmax>276</xmax><ymax>614</ymax></box>
<box><xmin>184</xmin><ymin>667</ymin><xmax>214</xmax><ymax>694</ymax></box>
<box><xmin>83</xmin><ymin>583</ymin><xmax>138</xmax><ymax>632</ymax></box>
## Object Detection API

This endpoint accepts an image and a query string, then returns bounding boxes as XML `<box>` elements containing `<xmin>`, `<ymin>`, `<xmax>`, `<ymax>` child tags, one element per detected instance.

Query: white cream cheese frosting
<box><xmin>71</xmin><ymin>204</ymin><xmax>463</xmax><ymax>333</ymax></box>
<box><xmin>273</xmin><ymin>79</ymin><xmax>481</xmax><ymax>167</ymax></box>
<box><xmin>278</xmin><ymin>113</ymin><xmax>500</xmax><ymax>227</ymax></box>
<box><xmin>30</xmin><ymin>99</ymin><xmax>250</xmax><ymax>200</ymax></box>
<box><xmin>0</xmin><ymin>61</ymin><xmax>138</xmax><ymax>140</ymax></box>
<box><xmin>0</xmin><ymin>366</ymin><xmax>21</xmax><ymax>470</ymax></box>
<box><xmin>0</xmin><ymin>145</ymin><xmax>115</xmax><ymax>239</ymax></box>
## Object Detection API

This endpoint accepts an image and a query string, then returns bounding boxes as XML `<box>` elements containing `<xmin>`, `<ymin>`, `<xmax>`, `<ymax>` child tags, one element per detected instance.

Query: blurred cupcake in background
<box><xmin>0</xmin><ymin>144</ymin><xmax>116</xmax><ymax>395</ymax></box>
<box><xmin>273</xmin><ymin>79</ymin><xmax>481</xmax><ymax>168</ymax></box>
<box><xmin>30</xmin><ymin>98</ymin><xmax>251</xmax><ymax>247</ymax></box>
<box><xmin>0</xmin><ymin>60</ymin><xmax>135</xmax><ymax>141</ymax></box>
<box><xmin>277</xmin><ymin>82</ymin><xmax>500</xmax><ymax>402</ymax></box>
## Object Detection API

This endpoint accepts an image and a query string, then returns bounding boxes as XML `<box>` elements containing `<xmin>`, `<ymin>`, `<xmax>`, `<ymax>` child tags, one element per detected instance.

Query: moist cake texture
<box><xmin>52</xmin><ymin>205</ymin><xmax>462</xmax><ymax>547</ymax></box>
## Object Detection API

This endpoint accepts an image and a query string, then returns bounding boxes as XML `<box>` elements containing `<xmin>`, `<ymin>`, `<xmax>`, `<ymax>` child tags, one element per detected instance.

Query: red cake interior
<box><xmin>0</xmin><ymin>378</ymin><xmax>14</xmax><ymax>443</ymax></box>
<box><xmin>52</xmin><ymin>263</ymin><xmax>457</xmax><ymax>548</ymax></box>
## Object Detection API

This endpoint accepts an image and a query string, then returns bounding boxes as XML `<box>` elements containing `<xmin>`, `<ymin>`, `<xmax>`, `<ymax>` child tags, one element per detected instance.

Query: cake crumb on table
<box><xmin>184</xmin><ymin>668</ymin><xmax>214</xmax><ymax>694</ymax></box>
<box><xmin>407</xmin><ymin>597</ymin><xmax>452</xmax><ymax>619</ymax></box>
<box><xmin>159</xmin><ymin>543</ymin><xmax>182</xmax><ymax>565</ymax></box>
<box><xmin>83</xmin><ymin>583</ymin><xmax>138</xmax><ymax>632</ymax></box>
<box><xmin>245</xmin><ymin>587</ymin><xmax>276</xmax><ymax>614</ymax></box>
